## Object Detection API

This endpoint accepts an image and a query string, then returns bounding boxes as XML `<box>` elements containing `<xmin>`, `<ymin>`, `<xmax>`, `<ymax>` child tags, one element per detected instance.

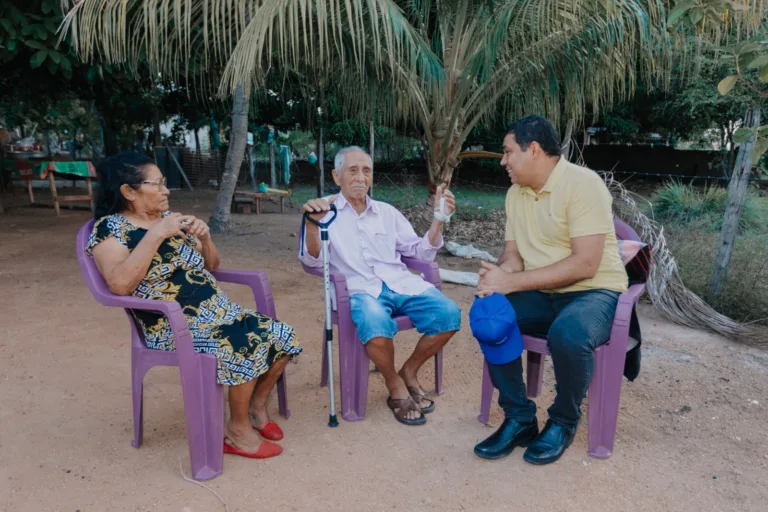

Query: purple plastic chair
<box><xmin>478</xmin><ymin>219</ymin><xmax>646</xmax><ymax>459</ymax></box>
<box><xmin>302</xmin><ymin>257</ymin><xmax>444</xmax><ymax>421</ymax></box>
<box><xmin>76</xmin><ymin>219</ymin><xmax>289</xmax><ymax>481</ymax></box>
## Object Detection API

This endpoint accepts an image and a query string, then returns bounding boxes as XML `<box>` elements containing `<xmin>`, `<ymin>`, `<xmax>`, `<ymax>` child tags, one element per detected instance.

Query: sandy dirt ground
<box><xmin>1</xmin><ymin>190</ymin><xmax>767</xmax><ymax>512</ymax></box>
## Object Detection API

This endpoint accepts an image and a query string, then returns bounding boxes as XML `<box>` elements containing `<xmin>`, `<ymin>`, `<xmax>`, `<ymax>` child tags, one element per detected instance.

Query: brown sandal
<box><xmin>406</xmin><ymin>386</ymin><xmax>435</xmax><ymax>414</ymax></box>
<box><xmin>386</xmin><ymin>396</ymin><xmax>426</xmax><ymax>426</ymax></box>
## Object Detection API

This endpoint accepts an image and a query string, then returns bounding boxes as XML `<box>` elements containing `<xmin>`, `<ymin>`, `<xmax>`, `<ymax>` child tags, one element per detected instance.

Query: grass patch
<box><xmin>646</xmin><ymin>182</ymin><xmax>768</xmax><ymax>323</ymax></box>
<box><xmin>290</xmin><ymin>182</ymin><xmax>507</xmax><ymax>221</ymax></box>
<box><xmin>291</xmin><ymin>183</ymin><xmax>426</xmax><ymax>209</ymax></box>
<box><xmin>648</xmin><ymin>182</ymin><xmax>764</xmax><ymax>232</ymax></box>
<box><xmin>664</xmin><ymin>219</ymin><xmax>768</xmax><ymax>325</ymax></box>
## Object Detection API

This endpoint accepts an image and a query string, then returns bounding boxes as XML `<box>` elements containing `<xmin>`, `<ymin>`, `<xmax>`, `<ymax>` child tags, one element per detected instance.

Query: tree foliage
<box><xmin>0</xmin><ymin>0</ymin><xmax>221</xmax><ymax>155</ymax></box>
<box><xmin>668</xmin><ymin>0</ymin><xmax>768</xmax><ymax>164</ymax></box>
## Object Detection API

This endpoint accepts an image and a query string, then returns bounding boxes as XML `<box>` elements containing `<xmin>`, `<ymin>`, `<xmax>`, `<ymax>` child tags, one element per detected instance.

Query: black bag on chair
<box><xmin>617</xmin><ymin>241</ymin><xmax>651</xmax><ymax>381</ymax></box>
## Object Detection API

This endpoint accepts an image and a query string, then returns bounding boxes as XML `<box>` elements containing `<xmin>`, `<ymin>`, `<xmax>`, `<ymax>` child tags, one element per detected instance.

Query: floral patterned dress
<box><xmin>86</xmin><ymin>213</ymin><xmax>302</xmax><ymax>386</ymax></box>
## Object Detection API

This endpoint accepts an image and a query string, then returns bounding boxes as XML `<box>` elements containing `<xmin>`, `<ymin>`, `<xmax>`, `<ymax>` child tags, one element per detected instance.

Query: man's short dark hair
<box><xmin>505</xmin><ymin>115</ymin><xmax>561</xmax><ymax>157</ymax></box>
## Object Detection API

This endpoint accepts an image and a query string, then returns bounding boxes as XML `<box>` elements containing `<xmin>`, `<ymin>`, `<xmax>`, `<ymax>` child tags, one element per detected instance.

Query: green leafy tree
<box><xmin>668</xmin><ymin>0</ymin><xmax>768</xmax><ymax>162</ymax></box>
<box><xmin>587</xmin><ymin>36</ymin><xmax>767</xmax><ymax>174</ymax></box>
<box><xmin>0</xmin><ymin>0</ymin><xmax>180</xmax><ymax>155</ymax></box>
<box><xmin>668</xmin><ymin>0</ymin><xmax>768</xmax><ymax>300</ymax></box>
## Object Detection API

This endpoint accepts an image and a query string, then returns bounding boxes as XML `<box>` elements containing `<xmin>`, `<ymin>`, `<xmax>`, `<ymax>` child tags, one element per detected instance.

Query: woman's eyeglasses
<box><xmin>141</xmin><ymin>177</ymin><xmax>167</xmax><ymax>188</ymax></box>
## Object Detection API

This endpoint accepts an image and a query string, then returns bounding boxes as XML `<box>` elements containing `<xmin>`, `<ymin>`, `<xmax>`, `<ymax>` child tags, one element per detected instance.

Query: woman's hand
<box><xmin>183</xmin><ymin>216</ymin><xmax>211</xmax><ymax>241</ymax></box>
<box><xmin>147</xmin><ymin>212</ymin><xmax>190</xmax><ymax>241</ymax></box>
<box><xmin>180</xmin><ymin>215</ymin><xmax>219</xmax><ymax>271</ymax></box>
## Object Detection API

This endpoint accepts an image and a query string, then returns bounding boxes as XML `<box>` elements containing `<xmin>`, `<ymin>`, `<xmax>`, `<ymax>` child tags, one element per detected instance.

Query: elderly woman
<box><xmin>86</xmin><ymin>152</ymin><xmax>301</xmax><ymax>460</ymax></box>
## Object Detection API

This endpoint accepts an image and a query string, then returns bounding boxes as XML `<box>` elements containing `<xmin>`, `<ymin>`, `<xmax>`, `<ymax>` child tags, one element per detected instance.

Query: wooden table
<box><xmin>3</xmin><ymin>159</ymin><xmax>95</xmax><ymax>215</ymax></box>
<box><xmin>233</xmin><ymin>190</ymin><xmax>290</xmax><ymax>215</ymax></box>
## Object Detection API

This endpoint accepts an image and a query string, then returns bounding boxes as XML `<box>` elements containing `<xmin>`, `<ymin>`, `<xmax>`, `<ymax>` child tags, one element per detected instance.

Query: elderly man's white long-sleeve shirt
<box><xmin>299</xmin><ymin>193</ymin><xmax>443</xmax><ymax>298</ymax></box>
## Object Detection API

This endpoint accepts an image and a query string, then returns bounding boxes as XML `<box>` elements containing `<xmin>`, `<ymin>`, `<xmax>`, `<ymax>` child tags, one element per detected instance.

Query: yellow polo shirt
<box><xmin>505</xmin><ymin>158</ymin><xmax>628</xmax><ymax>294</ymax></box>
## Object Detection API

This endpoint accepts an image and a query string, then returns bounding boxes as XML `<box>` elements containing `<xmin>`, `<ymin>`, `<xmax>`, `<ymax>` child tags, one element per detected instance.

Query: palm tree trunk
<box><xmin>426</xmin><ymin>134</ymin><xmax>461</xmax><ymax>198</ymax></box>
<box><xmin>709</xmin><ymin>106</ymin><xmax>761</xmax><ymax>301</ymax></box>
<box><xmin>209</xmin><ymin>83</ymin><xmax>248</xmax><ymax>234</ymax></box>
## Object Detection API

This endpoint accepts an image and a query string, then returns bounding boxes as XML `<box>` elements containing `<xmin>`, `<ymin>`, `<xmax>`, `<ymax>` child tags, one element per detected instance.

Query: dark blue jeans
<box><xmin>487</xmin><ymin>289</ymin><xmax>620</xmax><ymax>430</ymax></box>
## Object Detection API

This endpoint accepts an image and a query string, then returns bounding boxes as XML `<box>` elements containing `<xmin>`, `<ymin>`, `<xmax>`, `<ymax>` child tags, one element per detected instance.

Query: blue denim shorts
<box><xmin>350</xmin><ymin>283</ymin><xmax>462</xmax><ymax>344</ymax></box>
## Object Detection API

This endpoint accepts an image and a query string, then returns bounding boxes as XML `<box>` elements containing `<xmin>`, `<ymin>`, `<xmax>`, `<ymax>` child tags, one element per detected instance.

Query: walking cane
<box><xmin>302</xmin><ymin>204</ymin><xmax>339</xmax><ymax>427</ymax></box>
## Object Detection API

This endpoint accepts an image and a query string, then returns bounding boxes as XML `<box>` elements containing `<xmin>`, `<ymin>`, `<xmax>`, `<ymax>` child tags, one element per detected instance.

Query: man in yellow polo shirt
<box><xmin>474</xmin><ymin>115</ymin><xmax>627</xmax><ymax>465</ymax></box>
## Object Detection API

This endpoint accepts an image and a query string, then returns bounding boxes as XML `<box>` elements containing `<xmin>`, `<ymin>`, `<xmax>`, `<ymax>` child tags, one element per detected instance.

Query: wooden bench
<box><xmin>232</xmin><ymin>190</ymin><xmax>290</xmax><ymax>215</ymax></box>
<box><xmin>45</xmin><ymin>172</ymin><xmax>95</xmax><ymax>216</ymax></box>
<box><xmin>2</xmin><ymin>159</ymin><xmax>95</xmax><ymax>216</ymax></box>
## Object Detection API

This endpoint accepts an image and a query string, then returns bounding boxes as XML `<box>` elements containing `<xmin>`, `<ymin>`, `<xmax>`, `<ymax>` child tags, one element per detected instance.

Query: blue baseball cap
<box><xmin>469</xmin><ymin>293</ymin><xmax>524</xmax><ymax>364</ymax></box>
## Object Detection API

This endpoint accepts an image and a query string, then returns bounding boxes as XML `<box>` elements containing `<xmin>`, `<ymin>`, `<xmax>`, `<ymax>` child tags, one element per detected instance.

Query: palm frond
<box><xmin>60</xmin><ymin>0</ymin><xmax>260</xmax><ymax>86</ymax></box>
<box><xmin>604</xmin><ymin>171</ymin><xmax>768</xmax><ymax>348</ymax></box>
<box><xmin>459</xmin><ymin>0</ymin><xmax>676</xmax><ymax>143</ymax></box>
<box><xmin>218</xmin><ymin>0</ymin><xmax>442</xmax><ymax>96</ymax></box>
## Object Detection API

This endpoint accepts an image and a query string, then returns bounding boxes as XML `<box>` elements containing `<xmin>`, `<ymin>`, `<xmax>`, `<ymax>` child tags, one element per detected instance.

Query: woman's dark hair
<box><xmin>505</xmin><ymin>115</ymin><xmax>561</xmax><ymax>157</ymax></box>
<box><xmin>94</xmin><ymin>152</ymin><xmax>155</xmax><ymax>218</ymax></box>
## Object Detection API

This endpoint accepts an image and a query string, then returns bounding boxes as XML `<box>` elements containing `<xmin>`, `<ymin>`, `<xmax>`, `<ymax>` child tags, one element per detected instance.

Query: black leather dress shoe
<box><xmin>523</xmin><ymin>419</ymin><xmax>576</xmax><ymax>465</ymax></box>
<box><xmin>474</xmin><ymin>418</ymin><xmax>539</xmax><ymax>460</ymax></box>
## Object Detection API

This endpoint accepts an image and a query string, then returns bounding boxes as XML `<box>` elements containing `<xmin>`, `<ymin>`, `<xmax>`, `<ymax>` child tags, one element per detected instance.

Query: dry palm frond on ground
<box><xmin>604</xmin><ymin>173</ymin><xmax>767</xmax><ymax>348</ymax></box>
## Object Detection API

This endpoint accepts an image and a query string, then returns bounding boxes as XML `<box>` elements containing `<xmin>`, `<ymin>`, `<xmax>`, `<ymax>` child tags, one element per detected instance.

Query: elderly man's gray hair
<box><xmin>334</xmin><ymin>146</ymin><xmax>373</xmax><ymax>174</ymax></box>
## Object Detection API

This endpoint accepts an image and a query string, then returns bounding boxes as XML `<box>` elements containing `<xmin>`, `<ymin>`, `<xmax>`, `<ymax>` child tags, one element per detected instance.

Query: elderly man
<box><xmin>299</xmin><ymin>146</ymin><xmax>461</xmax><ymax>426</ymax></box>
<box><xmin>474</xmin><ymin>116</ymin><xmax>628</xmax><ymax>465</ymax></box>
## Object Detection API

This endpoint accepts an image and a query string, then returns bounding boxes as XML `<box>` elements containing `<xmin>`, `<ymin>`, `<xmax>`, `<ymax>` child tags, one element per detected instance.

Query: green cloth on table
<box><xmin>38</xmin><ymin>161</ymin><xmax>95</xmax><ymax>179</ymax></box>
<box><xmin>2</xmin><ymin>160</ymin><xmax>95</xmax><ymax>179</ymax></box>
